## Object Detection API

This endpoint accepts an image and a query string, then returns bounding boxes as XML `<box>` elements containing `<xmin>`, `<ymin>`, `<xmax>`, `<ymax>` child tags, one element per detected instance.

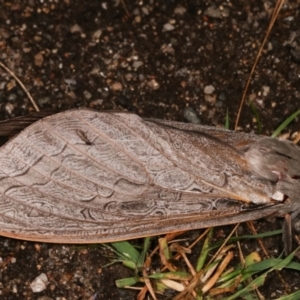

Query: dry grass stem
<box><xmin>234</xmin><ymin>0</ymin><xmax>285</xmax><ymax>130</ymax></box>
<box><xmin>202</xmin><ymin>251</ymin><xmax>234</xmax><ymax>293</ymax></box>
<box><xmin>0</xmin><ymin>61</ymin><xmax>39</xmax><ymax>112</ymax></box>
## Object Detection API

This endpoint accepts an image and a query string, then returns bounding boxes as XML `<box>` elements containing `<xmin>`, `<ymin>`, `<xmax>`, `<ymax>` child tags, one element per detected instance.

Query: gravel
<box><xmin>0</xmin><ymin>1</ymin><xmax>300</xmax><ymax>299</ymax></box>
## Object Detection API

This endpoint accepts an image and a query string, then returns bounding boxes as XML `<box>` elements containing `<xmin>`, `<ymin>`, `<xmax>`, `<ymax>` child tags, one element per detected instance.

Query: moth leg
<box><xmin>284</xmin><ymin>210</ymin><xmax>300</xmax><ymax>255</ymax></box>
<box><xmin>283</xmin><ymin>213</ymin><xmax>292</xmax><ymax>256</ymax></box>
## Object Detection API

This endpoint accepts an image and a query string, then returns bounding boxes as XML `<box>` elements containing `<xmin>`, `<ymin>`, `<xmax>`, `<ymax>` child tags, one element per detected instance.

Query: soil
<box><xmin>0</xmin><ymin>0</ymin><xmax>300</xmax><ymax>299</ymax></box>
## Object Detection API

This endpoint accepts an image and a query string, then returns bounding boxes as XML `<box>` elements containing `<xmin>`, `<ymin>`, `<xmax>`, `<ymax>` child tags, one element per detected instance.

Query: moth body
<box><xmin>0</xmin><ymin>109</ymin><xmax>299</xmax><ymax>244</ymax></box>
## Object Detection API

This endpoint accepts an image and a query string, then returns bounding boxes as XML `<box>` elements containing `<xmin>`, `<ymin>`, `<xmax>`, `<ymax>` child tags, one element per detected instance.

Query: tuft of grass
<box><xmin>104</xmin><ymin>228</ymin><xmax>300</xmax><ymax>299</ymax></box>
<box><xmin>103</xmin><ymin>237</ymin><xmax>151</xmax><ymax>270</ymax></box>
<box><xmin>222</xmin><ymin>247</ymin><xmax>300</xmax><ymax>300</ymax></box>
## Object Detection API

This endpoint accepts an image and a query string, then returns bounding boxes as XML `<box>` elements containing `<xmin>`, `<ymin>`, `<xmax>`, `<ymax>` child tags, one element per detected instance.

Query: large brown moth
<box><xmin>0</xmin><ymin>109</ymin><xmax>299</xmax><ymax>246</ymax></box>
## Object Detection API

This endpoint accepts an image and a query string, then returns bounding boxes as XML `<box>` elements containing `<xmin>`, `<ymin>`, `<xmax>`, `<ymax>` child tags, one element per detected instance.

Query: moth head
<box><xmin>245</xmin><ymin>137</ymin><xmax>300</xmax><ymax>203</ymax></box>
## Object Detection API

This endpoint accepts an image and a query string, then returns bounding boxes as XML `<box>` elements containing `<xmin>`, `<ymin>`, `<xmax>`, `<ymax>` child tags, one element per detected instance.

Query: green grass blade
<box><xmin>225</xmin><ymin>108</ymin><xmax>230</xmax><ymax>129</ymax></box>
<box><xmin>136</xmin><ymin>237</ymin><xmax>151</xmax><ymax>268</ymax></box>
<box><xmin>249</xmin><ymin>101</ymin><xmax>262</xmax><ymax>134</ymax></box>
<box><xmin>115</xmin><ymin>276</ymin><xmax>139</xmax><ymax>288</ymax></box>
<box><xmin>109</xmin><ymin>241</ymin><xmax>140</xmax><ymax>265</ymax></box>
<box><xmin>209</xmin><ymin>229</ymin><xmax>282</xmax><ymax>250</ymax></box>
<box><xmin>271</xmin><ymin>109</ymin><xmax>300</xmax><ymax>138</ymax></box>
<box><xmin>196</xmin><ymin>228</ymin><xmax>213</xmax><ymax>272</ymax></box>
<box><xmin>275</xmin><ymin>289</ymin><xmax>300</xmax><ymax>300</ymax></box>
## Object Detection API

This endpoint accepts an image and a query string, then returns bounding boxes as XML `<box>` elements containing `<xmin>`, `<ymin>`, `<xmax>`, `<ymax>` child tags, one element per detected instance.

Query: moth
<box><xmin>0</xmin><ymin>109</ymin><xmax>299</xmax><ymax>249</ymax></box>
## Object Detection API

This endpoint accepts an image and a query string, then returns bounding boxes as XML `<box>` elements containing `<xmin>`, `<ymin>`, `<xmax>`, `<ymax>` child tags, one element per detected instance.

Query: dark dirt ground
<box><xmin>0</xmin><ymin>0</ymin><xmax>300</xmax><ymax>299</ymax></box>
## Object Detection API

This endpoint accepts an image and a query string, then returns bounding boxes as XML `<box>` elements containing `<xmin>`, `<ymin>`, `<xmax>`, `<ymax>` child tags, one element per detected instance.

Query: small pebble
<box><xmin>135</xmin><ymin>15</ymin><xmax>141</xmax><ymax>23</ymax></box>
<box><xmin>174</xmin><ymin>6</ymin><xmax>186</xmax><ymax>15</ymax></box>
<box><xmin>218</xmin><ymin>92</ymin><xmax>226</xmax><ymax>101</ymax></box>
<box><xmin>204</xmin><ymin>6</ymin><xmax>221</xmax><ymax>19</ymax></box>
<box><xmin>70</xmin><ymin>24</ymin><xmax>82</xmax><ymax>34</ymax></box>
<box><xmin>262</xmin><ymin>85</ymin><xmax>270</xmax><ymax>97</ymax></box>
<box><xmin>0</xmin><ymin>81</ymin><xmax>6</xmax><ymax>90</ymax></box>
<box><xmin>5</xmin><ymin>103</ymin><xmax>14</xmax><ymax>115</ymax></box>
<box><xmin>92</xmin><ymin>29</ymin><xmax>102</xmax><ymax>40</ymax></box>
<box><xmin>133</xmin><ymin>61</ymin><xmax>143</xmax><ymax>69</ymax></box>
<box><xmin>111</xmin><ymin>82</ymin><xmax>123</xmax><ymax>91</ymax></box>
<box><xmin>183</xmin><ymin>107</ymin><xmax>201</xmax><ymax>124</ymax></box>
<box><xmin>163</xmin><ymin>23</ymin><xmax>175</xmax><ymax>31</ymax></box>
<box><xmin>147</xmin><ymin>79</ymin><xmax>160</xmax><ymax>90</ymax></box>
<box><xmin>141</xmin><ymin>7</ymin><xmax>149</xmax><ymax>15</ymax></box>
<box><xmin>89</xmin><ymin>99</ymin><xmax>103</xmax><ymax>107</ymax></box>
<box><xmin>64</xmin><ymin>78</ymin><xmax>77</xmax><ymax>86</ymax></box>
<box><xmin>38</xmin><ymin>97</ymin><xmax>50</xmax><ymax>106</ymax></box>
<box><xmin>8</xmin><ymin>93</ymin><xmax>17</xmax><ymax>101</ymax></box>
<box><xmin>30</xmin><ymin>273</ymin><xmax>48</xmax><ymax>293</ymax></box>
<box><xmin>204</xmin><ymin>94</ymin><xmax>217</xmax><ymax>104</ymax></box>
<box><xmin>204</xmin><ymin>85</ymin><xmax>215</xmax><ymax>95</ymax></box>
<box><xmin>83</xmin><ymin>90</ymin><xmax>92</xmax><ymax>99</ymax></box>
<box><xmin>34</xmin><ymin>52</ymin><xmax>44</xmax><ymax>67</ymax></box>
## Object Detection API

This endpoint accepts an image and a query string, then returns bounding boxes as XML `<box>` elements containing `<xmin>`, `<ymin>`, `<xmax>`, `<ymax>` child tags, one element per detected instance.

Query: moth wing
<box><xmin>146</xmin><ymin>118</ymin><xmax>260</xmax><ymax>151</ymax></box>
<box><xmin>0</xmin><ymin>109</ymin><xmax>276</xmax><ymax>243</ymax></box>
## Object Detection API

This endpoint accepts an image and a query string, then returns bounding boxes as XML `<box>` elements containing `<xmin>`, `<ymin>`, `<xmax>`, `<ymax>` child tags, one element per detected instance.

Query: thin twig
<box><xmin>234</xmin><ymin>0</ymin><xmax>284</xmax><ymax>130</ymax></box>
<box><xmin>247</xmin><ymin>221</ymin><xmax>290</xmax><ymax>294</ymax></box>
<box><xmin>206</xmin><ymin>223</ymin><xmax>240</xmax><ymax>268</ymax></box>
<box><xmin>120</xmin><ymin>0</ymin><xmax>130</xmax><ymax>17</ymax></box>
<box><xmin>0</xmin><ymin>61</ymin><xmax>39</xmax><ymax>112</ymax></box>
